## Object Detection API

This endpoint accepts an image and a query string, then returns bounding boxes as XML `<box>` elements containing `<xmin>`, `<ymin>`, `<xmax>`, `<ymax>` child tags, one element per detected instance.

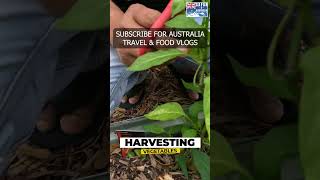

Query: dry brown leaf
<box><xmin>7</xmin><ymin>164</ymin><xmax>26</xmax><ymax>177</ymax></box>
<box><xmin>138</xmin><ymin>172</ymin><xmax>148</xmax><ymax>180</ymax></box>
<box><xmin>16</xmin><ymin>144</ymin><xmax>52</xmax><ymax>159</ymax></box>
<box><xmin>111</xmin><ymin>148</ymin><xmax>121</xmax><ymax>155</ymax></box>
<box><xmin>158</xmin><ymin>173</ymin><xmax>174</xmax><ymax>180</ymax></box>
<box><xmin>118</xmin><ymin>159</ymin><xmax>129</xmax><ymax>166</ymax></box>
<box><xmin>163</xmin><ymin>173</ymin><xmax>175</xmax><ymax>180</ymax></box>
<box><xmin>149</xmin><ymin>155</ymin><xmax>157</xmax><ymax>168</ymax></box>
<box><xmin>120</xmin><ymin>171</ymin><xmax>128</xmax><ymax>180</ymax></box>
<box><xmin>169</xmin><ymin>171</ymin><xmax>183</xmax><ymax>176</ymax></box>
<box><xmin>136</xmin><ymin>165</ymin><xmax>145</xmax><ymax>172</ymax></box>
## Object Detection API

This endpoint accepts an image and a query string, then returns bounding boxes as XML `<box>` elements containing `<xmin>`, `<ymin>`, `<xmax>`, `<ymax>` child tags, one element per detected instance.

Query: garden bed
<box><xmin>6</xmin><ymin>62</ymin><xmax>276</xmax><ymax>180</ymax></box>
<box><xmin>110</xmin><ymin>147</ymin><xmax>201</xmax><ymax>180</ymax></box>
<box><xmin>109</xmin><ymin>59</ymin><xmax>275</xmax><ymax>180</ymax></box>
<box><xmin>6</xmin><ymin>65</ymin><xmax>194</xmax><ymax>180</ymax></box>
<box><xmin>6</xmin><ymin>121</ymin><xmax>107</xmax><ymax>180</ymax></box>
<box><xmin>111</xmin><ymin>66</ymin><xmax>193</xmax><ymax>123</ymax></box>
<box><xmin>109</xmin><ymin>65</ymin><xmax>200</xmax><ymax>180</ymax></box>
<box><xmin>6</xmin><ymin>68</ymin><xmax>108</xmax><ymax>180</ymax></box>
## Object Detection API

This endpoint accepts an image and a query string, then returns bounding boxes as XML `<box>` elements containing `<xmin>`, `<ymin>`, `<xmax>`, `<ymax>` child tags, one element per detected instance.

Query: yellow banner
<box><xmin>140</xmin><ymin>148</ymin><xmax>181</xmax><ymax>154</ymax></box>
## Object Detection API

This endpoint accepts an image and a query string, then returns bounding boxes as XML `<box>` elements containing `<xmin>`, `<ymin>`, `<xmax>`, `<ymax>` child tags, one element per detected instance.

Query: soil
<box><xmin>6</xmin><ymin>67</ymin><xmax>109</xmax><ymax>180</ymax></box>
<box><xmin>6</xmin><ymin>119</ymin><xmax>107</xmax><ymax>180</ymax></box>
<box><xmin>5</xmin><ymin>60</ymin><xmax>272</xmax><ymax>180</ymax></box>
<box><xmin>110</xmin><ymin>66</ymin><xmax>200</xmax><ymax>180</ymax></box>
<box><xmin>110</xmin><ymin>147</ymin><xmax>200</xmax><ymax>180</ymax></box>
<box><xmin>111</xmin><ymin>66</ymin><xmax>193</xmax><ymax>122</ymax></box>
<box><xmin>109</xmin><ymin>62</ymin><xmax>273</xmax><ymax>180</ymax></box>
<box><xmin>6</xmin><ymin>65</ymin><xmax>196</xmax><ymax>180</ymax></box>
<box><xmin>112</xmin><ymin>59</ymin><xmax>272</xmax><ymax>138</ymax></box>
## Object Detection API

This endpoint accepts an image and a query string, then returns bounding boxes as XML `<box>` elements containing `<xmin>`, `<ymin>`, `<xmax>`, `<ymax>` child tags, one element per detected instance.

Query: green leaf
<box><xmin>274</xmin><ymin>0</ymin><xmax>294</xmax><ymax>7</ymax></box>
<box><xmin>212</xmin><ymin>131</ymin><xmax>253</xmax><ymax>179</ymax></box>
<box><xmin>285</xmin><ymin>7</ymin><xmax>303</xmax><ymax>75</ymax></box>
<box><xmin>181</xmin><ymin>126</ymin><xmax>195</xmax><ymax>136</ymax></box>
<box><xmin>172</xmin><ymin>0</ymin><xmax>194</xmax><ymax>17</ymax></box>
<box><xmin>188</xmin><ymin>48</ymin><xmax>207</xmax><ymax>64</ymax></box>
<box><xmin>127</xmin><ymin>151</ymin><xmax>136</xmax><ymax>158</ymax></box>
<box><xmin>145</xmin><ymin>102</ymin><xmax>187</xmax><ymax>121</ymax></box>
<box><xmin>267</xmin><ymin>0</ymin><xmax>296</xmax><ymax>79</ymax></box>
<box><xmin>55</xmin><ymin>0</ymin><xmax>107</xmax><ymax>30</ymax></box>
<box><xmin>181</xmin><ymin>79</ymin><xmax>201</xmax><ymax>93</ymax></box>
<box><xmin>167</xmin><ymin>125</ymin><xmax>183</xmax><ymax>136</ymax></box>
<box><xmin>176</xmin><ymin>154</ymin><xmax>189</xmax><ymax>179</ymax></box>
<box><xmin>188</xmin><ymin>101</ymin><xmax>203</xmax><ymax>120</ymax></box>
<box><xmin>182</xmin><ymin>128</ymin><xmax>198</xmax><ymax>137</ymax></box>
<box><xmin>172</xmin><ymin>0</ymin><xmax>185</xmax><ymax>17</ymax></box>
<box><xmin>134</xmin><ymin>149</ymin><xmax>144</xmax><ymax>157</ymax></box>
<box><xmin>144</xmin><ymin>125</ymin><xmax>165</xmax><ymax>134</ymax></box>
<box><xmin>203</xmin><ymin>76</ymin><xmax>210</xmax><ymax>141</ymax></box>
<box><xmin>165</xmin><ymin>15</ymin><xmax>202</xmax><ymax>29</ymax></box>
<box><xmin>299</xmin><ymin>47</ymin><xmax>320</xmax><ymax>180</ymax></box>
<box><xmin>192</xmin><ymin>149</ymin><xmax>210</xmax><ymax>180</ymax></box>
<box><xmin>254</xmin><ymin>124</ymin><xmax>298</xmax><ymax>180</ymax></box>
<box><xmin>228</xmin><ymin>55</ymin><xmax>298</xmax><ymax>101</ymax></box>
<box><xmin>128</xmin><ymin>49</ymin><xmax>185</xmax><ymax>71</ymax></box>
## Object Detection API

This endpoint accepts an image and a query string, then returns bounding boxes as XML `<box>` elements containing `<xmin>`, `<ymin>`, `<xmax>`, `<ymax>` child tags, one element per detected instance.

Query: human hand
<box><xmin>110</xmin><ymin>2</ymin><xmax>161</xmax><ymax>65</ymax></box>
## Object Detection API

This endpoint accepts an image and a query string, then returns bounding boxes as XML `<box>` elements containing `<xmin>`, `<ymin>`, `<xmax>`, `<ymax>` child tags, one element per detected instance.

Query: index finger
<box><xmin>127</xmin><ymin>4</ymin><xmax>161</xmax><ymax>28</ymax></box>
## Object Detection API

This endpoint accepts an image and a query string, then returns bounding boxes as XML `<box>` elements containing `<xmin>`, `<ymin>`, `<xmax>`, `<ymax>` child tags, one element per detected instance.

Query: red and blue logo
<box><xmin>186</xmin><ymin>2</ymin><xmax>208</xmax><ymax>17</ymax></box>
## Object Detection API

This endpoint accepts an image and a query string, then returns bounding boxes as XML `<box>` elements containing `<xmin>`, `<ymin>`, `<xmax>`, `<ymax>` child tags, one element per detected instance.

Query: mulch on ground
<box><xmin>111</xmin><ymin>66</ymin><xmax>193</xmax><ymax>123</ymax></box>
<box><xmin>7</xmin><ymin>65</ymin><xmax>194</xmax><ymax>180</ymax></box>
<box><xmin>110</xmin><ymin>66</ymin><xmax>201</xmax><ymax>180</ymax></box>
<box><xmin>110</xmin><ymin>147</ymin><xmax>200</xmax><ymax>180</ymax></box>
<box><xmin>6</xmin><ymin>62</ymin><xmax>270</xmax><ymax>180</ymax></box>
<box><xmin>6</xmin><ymin>120</ymin><xmax>107</xmax><ymax>180</ymax></box>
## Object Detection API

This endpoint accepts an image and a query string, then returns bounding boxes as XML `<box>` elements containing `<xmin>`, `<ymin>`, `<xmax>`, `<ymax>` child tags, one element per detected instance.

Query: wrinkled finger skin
<box><xmin>116</xmin><ymin>48</ymin><xmax>140</xmax><ymax>65</ymax></box>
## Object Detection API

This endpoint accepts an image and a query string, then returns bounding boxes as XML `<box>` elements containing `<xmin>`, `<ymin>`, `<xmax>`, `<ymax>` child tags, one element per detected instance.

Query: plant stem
<box><xmin>267</xmin><ymin>0</ymin><xmax>296</xmax><ymax>79</ymax></box>
<box><xmin>199</xmin><ymin>68</ymin><xmax>204</xmax><ymax>87</ymax></box>
<box><xmin>184</xmin><ymin>115</ymin><xmax>194</xmax><ymax>125</ymax></box>
<box><xmin>193</xmin><ymin>64</ymin><xmax>202</xmax><ymax>85</ymax></box>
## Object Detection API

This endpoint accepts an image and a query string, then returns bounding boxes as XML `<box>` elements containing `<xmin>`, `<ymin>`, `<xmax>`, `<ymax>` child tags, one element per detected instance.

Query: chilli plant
<box><xmin>48</xmin><ymin>0</ymin><xmax>320</xmax><ymax>179</ymax></box>
<box><xmin>55</xmin><ymin>0</ymin><xmax>210</xmax><ymax>178</ymax></box>
<box><xmin>127</xmin><ymin>0</ymin><xmax>210</xmax><ymax>179</ymax></box>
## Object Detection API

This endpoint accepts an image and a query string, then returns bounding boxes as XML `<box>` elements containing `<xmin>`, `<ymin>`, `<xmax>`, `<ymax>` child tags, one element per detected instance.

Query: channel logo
<box><xmin>186</xmin><ymin>2</ymin><xmax>208</xmax><ymax>17</ymax></box>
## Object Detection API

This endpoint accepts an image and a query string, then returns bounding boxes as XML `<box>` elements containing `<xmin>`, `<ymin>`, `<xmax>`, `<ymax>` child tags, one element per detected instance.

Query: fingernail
<box><xmin>129</xmin><ymin>96</ymin><xmax>139</xmax><ymax>104</ymax></box>
<box><xmin>188</xmin><ymin>91</ymin><xmax>199</xmax><ymax>100</ymax></box>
